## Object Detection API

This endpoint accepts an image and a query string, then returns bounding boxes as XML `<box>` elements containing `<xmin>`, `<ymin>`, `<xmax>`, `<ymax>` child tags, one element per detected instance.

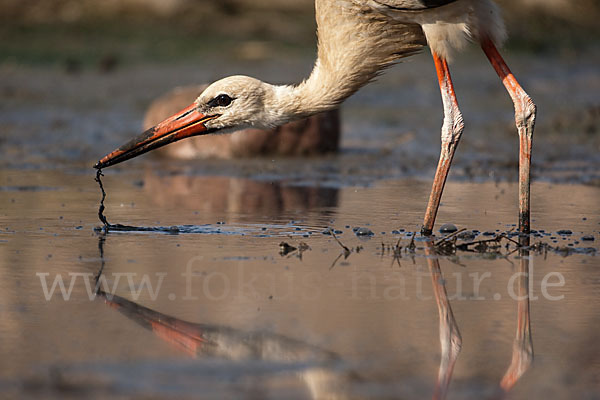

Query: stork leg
<box><xmin>481</xmin><ymin>38</ymin><xmax>537</xmax><ymax>234</ymax></box>
<box><xmin>422</xmin><ymin>52</ymin><xmax>464</xmax><ymax>236</ymax></box>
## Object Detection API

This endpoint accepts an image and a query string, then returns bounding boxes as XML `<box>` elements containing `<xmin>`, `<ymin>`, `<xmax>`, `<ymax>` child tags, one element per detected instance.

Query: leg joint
<box><xmin>441</xmin><ymin>108</ymin><xmax>465</xmax><ymax>148</ymax></box>
<box><xmin>515</xmin><ymin>94</ymin><xmax>536</xmax><ymax>134</ymax></box>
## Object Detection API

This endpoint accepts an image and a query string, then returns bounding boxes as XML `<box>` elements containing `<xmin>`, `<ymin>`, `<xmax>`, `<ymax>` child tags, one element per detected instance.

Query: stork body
<box><xmin>96</xmin><ymin>0</ymin><xmax>536</xmax><ymax>234</ymax></box>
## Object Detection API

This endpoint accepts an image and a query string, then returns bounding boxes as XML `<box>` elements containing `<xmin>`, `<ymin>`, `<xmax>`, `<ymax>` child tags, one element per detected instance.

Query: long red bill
<box><xmin>94</xmin><ymin>103</ymin><xmax>219</xmax><ymax>169</ymax></box>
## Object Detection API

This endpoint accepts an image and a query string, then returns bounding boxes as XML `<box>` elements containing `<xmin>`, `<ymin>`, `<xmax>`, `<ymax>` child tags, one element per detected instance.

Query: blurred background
<box><xmin>2</xmin><ymin>0</ymin><xmax>599</xmax><ymax>65</ymax></box>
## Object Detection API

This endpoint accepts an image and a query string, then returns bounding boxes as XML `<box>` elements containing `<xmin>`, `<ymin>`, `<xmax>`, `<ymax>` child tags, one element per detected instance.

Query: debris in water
<box><xmin>298</xmin><ymin>242</ymin><xmax>310</xmax><ymax>252</ymax></box>
<box><xmin>407</xmin><ymin>232</ymin><xmax>416</xmax><ymax>252</ymax></box>
<box><xmin>279</xmin><ymin>241</ymin><xmax>311</xmax><ymax>259</ymax></box>
<box><xmin>329</xmin><ymin>229</ymin><xmax>350</xmax><ymax>256</ymax></box>
<box><xmin>328</xmin><ymin>228</ymin><xmax>353</xmax><ymax>269</ymax></box>
<box><xmin>457</xmin><ymin>230</ymin><xmax>477</xmax><ymax>240</ymax></box>
<box><xmin>439</xmin><ymin>223</ymin><xmax>458</xmax><ymax>234</ymax></box>
<box><xmin>279</xmin><ymin>242</ymin><xmax>297</xmax><ymax>256</ymax></box>
<box><xmin>95</xmin><ymin>169</ymin><xmax>110</xmax><ymax>230</ymax></box>
<box><xmin>434</xmin><ymin>228</ymin><xmax>466</xmax><ymax>246</ymax></box>
<box><xmin>95</xmin><ymin>169</ymin><xmax>181</xmax><ymax>234</ymax></box>
<box><xmin>391</xmin><ymin>236</ymin><xmax>403</xmax><ymax>267</ymax></box>
<box><xmin>355</xmin><ymin>227</ymin><xmax>374</xmax><ymax>237</ymax></box>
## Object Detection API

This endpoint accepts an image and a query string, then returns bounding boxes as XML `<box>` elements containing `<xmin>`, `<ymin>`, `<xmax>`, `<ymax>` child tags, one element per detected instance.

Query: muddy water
<box><xmin>0</xmin><ymin>167</ymin><xmax>599</xmax><ymax>399</ymax></box>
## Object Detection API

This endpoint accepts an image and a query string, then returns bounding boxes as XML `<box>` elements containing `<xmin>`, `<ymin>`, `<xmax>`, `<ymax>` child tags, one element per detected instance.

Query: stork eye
<box><xmin>208</xmin><ymin>94</ymin><xmax>233</xmax><ymax>108</ymax></box>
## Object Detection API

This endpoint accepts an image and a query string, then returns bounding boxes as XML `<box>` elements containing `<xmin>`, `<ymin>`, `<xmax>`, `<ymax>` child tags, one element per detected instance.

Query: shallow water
<box><xmin>0</xmin><ymin>167</ymin><xmax>599</xmax><ymax>399</ymax></box>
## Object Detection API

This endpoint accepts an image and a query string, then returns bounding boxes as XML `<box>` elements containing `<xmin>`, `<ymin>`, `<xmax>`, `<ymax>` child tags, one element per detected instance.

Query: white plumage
<box><xmin>196</xmin><ymin>0</ymin><xmax>507</xmax><ymax>129</ymax></box>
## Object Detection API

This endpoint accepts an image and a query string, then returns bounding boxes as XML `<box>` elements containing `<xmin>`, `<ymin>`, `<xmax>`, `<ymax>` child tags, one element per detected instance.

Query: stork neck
<box><xmin>266</xmin><ymin>0</ymin><xmax>426</xmax><ymax>126</ymax></box>
<box><xmin>271</xmin><ymin>59</ymin><xmax>368</xmax><ymax>124</ymax></box>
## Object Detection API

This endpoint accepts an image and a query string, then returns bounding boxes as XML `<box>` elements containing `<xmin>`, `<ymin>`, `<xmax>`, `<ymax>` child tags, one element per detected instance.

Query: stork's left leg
<box><xmin>481</xmin><ymin>38</ymin><xmax>537</xmax><ymax>233</ymax></box>
<box><xmin>422</xmin><ymin>52</ymin><xmax>464</xmax><ymax>235</ymax></box>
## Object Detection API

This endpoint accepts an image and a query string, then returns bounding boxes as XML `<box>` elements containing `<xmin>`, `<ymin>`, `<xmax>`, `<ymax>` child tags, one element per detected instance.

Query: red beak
<box><xmin>94</xmin><ymin>103</ymin><xmax>219</xmax><ymax>169</ymax></box>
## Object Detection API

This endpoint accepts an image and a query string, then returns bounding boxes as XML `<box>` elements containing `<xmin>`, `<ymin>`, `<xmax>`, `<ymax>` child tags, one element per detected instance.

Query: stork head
<box><xmin>94</xmin><ymin>75</ymin><xmax>284</xmax><ymax>169</ymax></box>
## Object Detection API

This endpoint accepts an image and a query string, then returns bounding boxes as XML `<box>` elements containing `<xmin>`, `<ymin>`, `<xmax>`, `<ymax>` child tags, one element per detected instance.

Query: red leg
<box><xmin>481</xmin><ymin>38</ymin><xmax>537</xmax><ymax>234</ymax></box>
<box><xmin>422</xmin><ymin>52</ymin><xmax>464</xmax><ymax>236</ymax></box>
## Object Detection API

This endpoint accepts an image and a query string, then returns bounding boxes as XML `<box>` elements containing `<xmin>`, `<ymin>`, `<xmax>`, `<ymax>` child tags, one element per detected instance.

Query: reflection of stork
<box><xmin>96</xmin><ymin>289</ymin><xmax>350</xmax><ymax>399</ymax></box>
<box><xmin>141</xmin><ymin>171</ymin><xmax>339</xmax><ymax>216</ymax></box>
<box><xmin>94</xmin><ymin>234</ymin><xmax>534</xmax><ymax>398</ymax></box>
<box><xmin>425</xmin><ymin>243</ymin><xmax>463</xmax><ymax>400</ymax></box>
<box><xmin>424</xmin><ymin>239</ymin><xmax>534</xmax><ymax>400</ymax></box>
<box><xmin>499</xmin><ymin>238</ymin><xmax>534</xmax><ymax>394</ymax></box>
<box><xmin>97</xmin><ymin>289</ymin><xmax>337</xmax><ymax>363</ymax></box>
<box><xmin>95</xmin><ymin>0</ymin><xmax>536</xmax><ymax>235</ymax></box>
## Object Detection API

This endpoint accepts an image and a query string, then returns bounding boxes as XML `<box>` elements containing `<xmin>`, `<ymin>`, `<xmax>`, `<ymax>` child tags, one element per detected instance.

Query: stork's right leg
<box><xmin>421</xmin><ymin>52</ymin><xmax>465</xmax><ymax>236</ymax></box>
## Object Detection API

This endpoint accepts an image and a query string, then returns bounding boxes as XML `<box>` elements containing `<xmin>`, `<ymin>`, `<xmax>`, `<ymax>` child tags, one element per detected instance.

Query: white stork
<box><xmin>95</xmin><ymin>0</ymin><xmax>536</xmax><ymax>235</ymax></box>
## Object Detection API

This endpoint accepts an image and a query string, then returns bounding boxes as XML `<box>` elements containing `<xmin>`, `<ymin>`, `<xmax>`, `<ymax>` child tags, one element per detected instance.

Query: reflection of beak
<box><xmin>97</xmin><ymin>289</ymin><xmax>207</xmax><ymax>357</ymax></box>
<box><xmin>94</xmin><ymin>103</ymin><xmax>219</xmax><ymax>169</ymax></box>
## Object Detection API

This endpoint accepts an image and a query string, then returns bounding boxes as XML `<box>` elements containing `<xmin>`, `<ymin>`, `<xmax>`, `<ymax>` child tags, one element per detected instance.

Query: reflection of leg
<box><xmin>500</xmin><ymin>239</ymin><xmax>533</xmax><ymax>391</ymax></box>
<box><xmin>422</xmin><ymin>52</ymin><xmax>465</xmax><ymax>235</ymax></box>
<box><xmin>481</xmin><ymin>39</ymin><xmax>536</xmax><ymax>233</ymax></box>
<box><xmin>425</xmin><ymin>244</ymin><xmax>462</xmax><ymax>400</ymax></box>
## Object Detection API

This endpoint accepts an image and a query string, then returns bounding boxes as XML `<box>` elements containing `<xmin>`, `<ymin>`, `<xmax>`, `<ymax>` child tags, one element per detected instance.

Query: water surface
<box><xmin>1</xmin><ymin>168</ymin><xmax>598</xmax><ymax>399</ymax></box>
